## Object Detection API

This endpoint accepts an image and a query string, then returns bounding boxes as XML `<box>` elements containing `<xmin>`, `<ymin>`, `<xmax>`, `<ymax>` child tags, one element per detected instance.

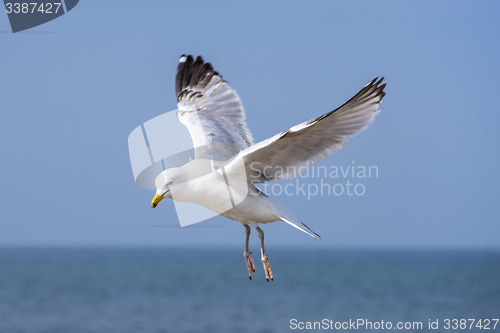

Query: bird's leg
<box><xmin>256</xmin><ymin>226</ymin><xmax>273</xmax><ymax>281</ymax></box>
<box><xmin>243</xmin><ymin>224</ymin><xmax>255</xmax><ymax>280</ymax></box>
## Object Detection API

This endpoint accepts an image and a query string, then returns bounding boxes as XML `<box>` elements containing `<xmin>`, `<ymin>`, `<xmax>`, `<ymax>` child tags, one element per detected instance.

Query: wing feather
<box><xmin>226</xmin><ymin>77</ymin><xmax>387</xmax><ymax>183</ymax></box>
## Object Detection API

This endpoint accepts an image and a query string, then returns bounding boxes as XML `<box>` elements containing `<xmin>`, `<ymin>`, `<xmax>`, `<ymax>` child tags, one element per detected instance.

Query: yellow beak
<box><xmin>151</xmin><ymin>192</ymin><xmax>166</xmax><ymax>209</ymax></box>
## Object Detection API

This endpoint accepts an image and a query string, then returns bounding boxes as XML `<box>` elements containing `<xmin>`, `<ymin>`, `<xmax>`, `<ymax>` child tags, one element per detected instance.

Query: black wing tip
<box><xmin>323</xmin><ymin>75</ymin><xmax>387</xmax><ymax>119</ymax></box>
<box><xmin>370</xmin><ymin>76</ymin><xmax>385</xmax><ymax>87</ymax></box>
<box><xmin>176</xmin><ymin>54</ymin><xmax>221</xmax><ymax>98</ymax></box>
<box><xmin>179</xmin><ymin>54</ymin><xmax>205</xmax><ymax>64</ymax></box>
<box><xmin>376</xmin><ymin>80</ymin><xmax>387</xmax><ymax>100</ymax></box>
<box><xmin>367</xmin><ymin>76</ymin><xmax>387</xmax><ymax>101</ymax></box>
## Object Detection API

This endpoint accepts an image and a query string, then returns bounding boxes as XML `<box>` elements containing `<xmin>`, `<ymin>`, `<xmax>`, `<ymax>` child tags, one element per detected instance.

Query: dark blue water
<box><xmin>0</xmin><ymin>247</ymin><xmax>498</xmax><ymax>333</ymax></box>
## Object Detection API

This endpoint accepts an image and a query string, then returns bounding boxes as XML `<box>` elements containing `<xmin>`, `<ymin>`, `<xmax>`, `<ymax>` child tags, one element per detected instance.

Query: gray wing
<box><xmin>176</xmin><ymin>55</ymin><xmax>254</xmax><ymax>160</ymax></box>
<box><xmin>226</xmin><ymin>77</ymin><xmax>386</xmax><ymax>183</ymax></box>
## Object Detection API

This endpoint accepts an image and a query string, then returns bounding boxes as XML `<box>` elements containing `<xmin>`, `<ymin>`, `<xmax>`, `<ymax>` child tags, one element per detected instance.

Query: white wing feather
<box><xmin>176</xmin><ymin>55</ymin><xmax>254</xmax><ymax>160</ymax></box>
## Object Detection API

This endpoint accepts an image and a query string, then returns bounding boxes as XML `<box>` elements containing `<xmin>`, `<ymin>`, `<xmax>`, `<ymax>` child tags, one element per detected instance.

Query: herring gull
<box><xmin>151</xmin><ymin>55</ymin><xmax>386</xmax><ymax>281</ymax></box>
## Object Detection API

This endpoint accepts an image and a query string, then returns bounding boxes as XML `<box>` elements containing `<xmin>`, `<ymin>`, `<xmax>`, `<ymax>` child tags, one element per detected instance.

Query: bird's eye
<box><xmin>168</xmin><ymin>180</ymin><xmax>174</xmax><ymax>185</ymax></box>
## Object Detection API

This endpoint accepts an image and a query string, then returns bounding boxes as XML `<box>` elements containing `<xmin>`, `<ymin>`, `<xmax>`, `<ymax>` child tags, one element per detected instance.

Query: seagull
<box><xmin>151</xmin><ymin>55</ymin><xmax>386</xmax><ymax>281</ymax></box>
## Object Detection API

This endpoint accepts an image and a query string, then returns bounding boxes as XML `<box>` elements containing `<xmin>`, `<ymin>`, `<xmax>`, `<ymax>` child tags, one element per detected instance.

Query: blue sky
<box><xmin>1</xmin><ymin>1</ymin><xmax>499</xmax><ymax>248</ymax></box>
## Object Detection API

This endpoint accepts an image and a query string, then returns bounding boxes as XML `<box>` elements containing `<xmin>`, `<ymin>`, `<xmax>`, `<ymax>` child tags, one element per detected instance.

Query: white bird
<box><xmin>151</xmin><ymin>55</ymin><xmax>386</xmax><ymax>281</ymax></box>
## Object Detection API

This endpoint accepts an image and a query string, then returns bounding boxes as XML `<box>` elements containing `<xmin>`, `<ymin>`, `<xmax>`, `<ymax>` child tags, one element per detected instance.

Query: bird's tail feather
<box><xmin>265</xmin><ymin>195</ymin><xmax>321</xmax><ymax>239</ymax></box>
<box><xmin>276</xmin><ymin>213</ymin><xmax>321</xmax><ymax>239</ymax></box>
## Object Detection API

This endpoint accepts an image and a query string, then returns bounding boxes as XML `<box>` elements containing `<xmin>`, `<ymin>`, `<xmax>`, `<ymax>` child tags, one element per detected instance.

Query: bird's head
<box><xmin>151</xmin><ymin>167</ymin><xmax>184</xmax><ymax>209</ymax></box>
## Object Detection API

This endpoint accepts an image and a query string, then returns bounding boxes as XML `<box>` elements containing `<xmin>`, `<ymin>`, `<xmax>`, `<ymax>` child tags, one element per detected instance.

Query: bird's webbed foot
<box><xmin>261</xmin><ymin>254</ymin><xmax>273</xmax><ymax>282</ymax></box>
<box><xmin>244</xmin><ymin>250</ymin><xmax>256</xmax><ymax>280</ymax></box>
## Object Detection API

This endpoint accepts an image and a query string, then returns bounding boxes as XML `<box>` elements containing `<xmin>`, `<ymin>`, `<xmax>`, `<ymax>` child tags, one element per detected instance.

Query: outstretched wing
<box><xmin>227</xmin><ymin>77</ymin><xmax>386</xmax><ymax>183</ymax></box>
<box><xmin>176</xmin><ymin>55</ymin><xmax>254</xmax><ymax>160</ymax></box>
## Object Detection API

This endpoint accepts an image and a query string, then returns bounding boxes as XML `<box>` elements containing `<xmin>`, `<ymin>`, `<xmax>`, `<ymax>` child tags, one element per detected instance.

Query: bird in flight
<box><xmin>151</xmin><ymin>55</ymin><xmax>386</xmax><ymax>281</ymax></box>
